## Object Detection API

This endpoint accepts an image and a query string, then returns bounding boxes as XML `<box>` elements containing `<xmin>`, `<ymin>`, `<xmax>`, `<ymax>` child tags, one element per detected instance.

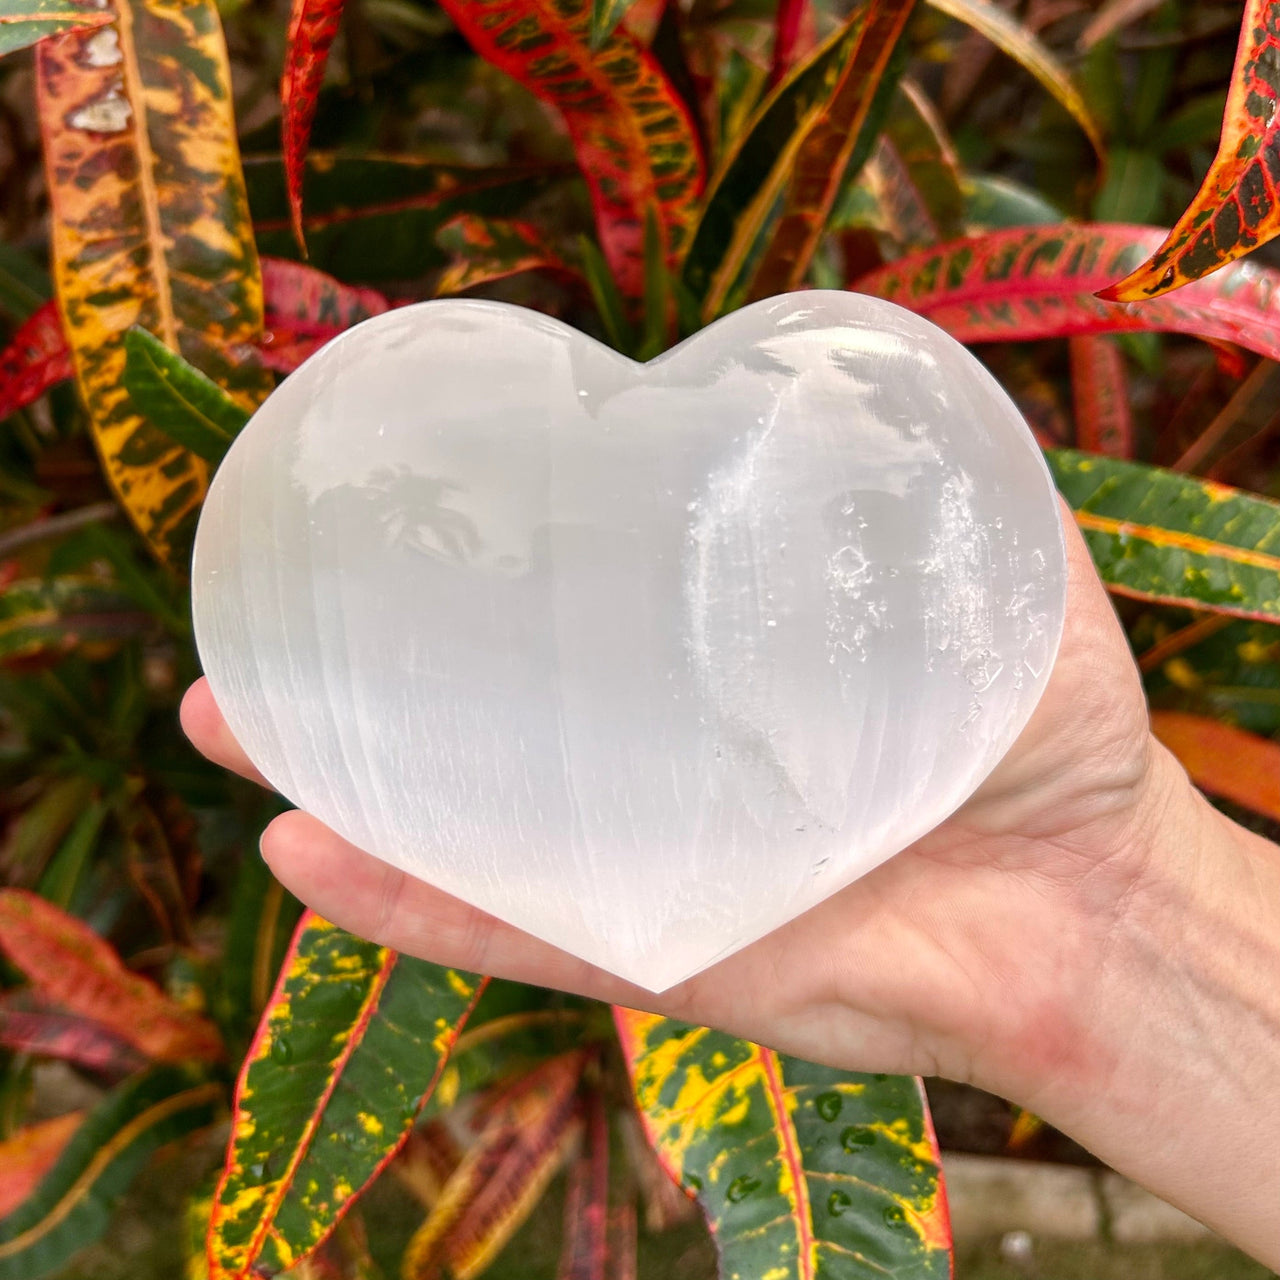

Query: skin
<box><xmin>182</xmin><ymin>513</ymin><xmax>1280</xmax><ymax>1267</ymax></box>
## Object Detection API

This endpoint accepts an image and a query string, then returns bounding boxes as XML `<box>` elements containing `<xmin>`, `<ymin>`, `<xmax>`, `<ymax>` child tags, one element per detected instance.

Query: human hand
<box><xmin>182</xmin><ymin>507</ymin><xmax>1280</xmax><ymax>1264</ymax></box>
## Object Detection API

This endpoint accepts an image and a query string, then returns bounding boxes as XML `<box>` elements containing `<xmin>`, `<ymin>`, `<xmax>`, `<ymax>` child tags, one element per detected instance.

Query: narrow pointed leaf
<box><xmin>1099</xmin><ymin>0</ymin><xmax>1280</xmax><ymax>300</ymax></box>
<box><xmin>35</xmin><ymin>0</ymin><xmax>270</xmax><ymax>564</ymax></box>
<box><xmin>770</xmin><ymin>0</ymin><xmax>809</xmax><ymax>88</ymax></box>
<box><xmin>123</xmin><ymin>328</ymin><xmax>250</xmax><ymax>465</ymax></box>
<box><xmin>1151</xmin><ymin>710</ymin><xmax>1280</xmax><ymax>822</ymax></box>
<box><xmin>557</xmin><ymin>1090</ymin><xmax>609</xmax><ymax>1280</ymax></box>
<box><xmin>281</xmin><ymin>0</ymin><xmax>346</xmax><ymax>251</ymax></box>
<box><xmin>588</xmin><ymin>0</ymin><xmax>632</xmax><ymax>50</ymax></box>
<box><xmin>208</xmin><ymin>912</ymin><xmax>484</xmax><ymax>1280</ymax></box>
<box><xmin>0</xmin><ymin>578</ymin><xmax>146</xmax><ymax>667</ymax></box>
<box><xmin>0</xmin><ymin>1114</ymin><xmax>83</xmax><ymax>1219</ymax></box>
<box><xmin>402</xmin><ymin>1052</ymin><xmax>588</xmax><ymax>1280</ymax></box>
<box><xmin>0</xmin><ymin>889</ymin><xmax>223</xmax><ymax>1062</ymax></box>
<box><xmin>0</xmin><ymin>301</ymin><xmax>72</xmax><ymax>420</ymax></box>
<box><xmin>0</xmin><ymin>0</ymin><xmax>108</xmax><ymax>57</ymax></box>
<box><xmin>0</xmin><ymin>1066</ymin><xmax>221</xmax><ymax>1280</ymax></box>
<box><xmin>686</xmin><ymin>6</ymin><xmax>906</xmax><ymax>317</ymax></box>
<box><xmin>925</xmin><ymin>0</ymin><xmax>1104</xmax><ymax>156</ymax></box>
<box><xmin>435</xmin><ymin>216</ymin><xmax>577</xmax><ymax>297</ymax></box>
<box><xmin>0</xmin><ymin>992</ymin><xmax>145</xmax><ymax>1075</ymax></box>
<box><xmin>746</xmin><ymin>0</ymin><xmax>916</xmax><ymax>301</ymax></box>
<box><xmin>854</xmin><ymin>224</ymin><xmax>1280</xmax><ymax>362</ymax></box>
<box><xmin>1069</xmin><ymin>335</ymin><xmax>1133</xmax><ymax>457</ymax></box>
<box><xmin>615</xmin><ymin>1010</ymin><xmax>951</xmax><ymax>1279</ymax></box>
<box><xmin>1047</xmin><ymin>449</ymin><xmax>1280</xmax><ymax>624</ymax></box>
<box><xmin>435</xmin><ymin>0</ymin><xmax>703</xmax><ymax>297</ymax></box>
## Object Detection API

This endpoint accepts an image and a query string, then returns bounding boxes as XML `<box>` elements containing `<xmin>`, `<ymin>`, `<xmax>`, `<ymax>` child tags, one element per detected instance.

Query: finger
<box><xmin>180</xmin><ymin>678</ymin><xmax>272</xmax><ymax>789</ymax></box>
<box><xmin>259</xmin><ymin>808</ymin><xmax>659</xmax><ymax>1009</ymax></box>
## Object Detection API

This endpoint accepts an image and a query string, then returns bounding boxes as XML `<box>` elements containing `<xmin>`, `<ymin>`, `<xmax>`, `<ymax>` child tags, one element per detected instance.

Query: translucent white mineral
<box><xmin>192</xmin><ymin>291</ymin><xmax>1066</xmax><ymax>992</ymax></box>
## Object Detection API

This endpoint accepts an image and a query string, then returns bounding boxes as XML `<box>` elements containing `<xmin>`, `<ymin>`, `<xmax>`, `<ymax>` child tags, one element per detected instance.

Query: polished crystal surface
<box><xmin>192</xmin><ymin>292</ymin><xmax>1066</xmax><ymax>991</ymax></box>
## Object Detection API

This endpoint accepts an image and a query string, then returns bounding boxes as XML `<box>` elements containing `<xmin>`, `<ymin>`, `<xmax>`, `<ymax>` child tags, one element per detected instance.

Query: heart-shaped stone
<box><xmin>193</xmin><ymin>292</ymin><xmax>1066</xmax><ymax>992</ymax></box>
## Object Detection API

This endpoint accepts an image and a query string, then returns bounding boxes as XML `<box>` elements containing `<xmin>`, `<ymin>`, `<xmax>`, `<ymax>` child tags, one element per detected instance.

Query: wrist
<box><xmin>1008</xmin><ymin>738</ymin><xmax>1280</xmax><ymax>1263</ymax></box>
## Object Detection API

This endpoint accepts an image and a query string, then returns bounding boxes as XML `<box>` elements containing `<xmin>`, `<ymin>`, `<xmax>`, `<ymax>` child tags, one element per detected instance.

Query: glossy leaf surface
<box><xmin>35</xmin><ymin>0</ymin><xmax>269</xmax><ymax>563</ymax></box>
<box><xmin>1048</xmin><ymin>449</ymin><xmax>1280</xmax><ymax>624</ymax></box>
<box><xmin>855</xmin><ymin>224</ymin><xmax>1280</xmax><ymax>362</ymax></box>
<box><xmin>0</xmin><ymin>301</ymin><xmax>72</xmax><ymax>421</ymax></box>
<box><xmin>615</xmin><ymin>1010</ymin><xmax>951</xmax><ymax>1279</ymax></box>
<box><xmin>208</xmin><ymin>912</ymin><xmax>483</xmax><ymax>1280</ymax></box>
<box><xmin>0</xmin><ymin>0</ymin><xmax>107</xmax><ymax>54</ymax></box>
<box><xmin>435</xmin><ymin>0</ymin><xmax>702</xmax><ymax>297</ymax></box>
<box><xmin>435</xmin><ymin>215</ymin><xmax>575</xmax><ymax>296</ymax></box>
<box><xmin>746</xmin><ymin>0</ymin><xmax>916</xmax><ymax>300</ymax></box>
<box><xmin>687</xmin><ymin>10</ymin><xmax>904</xmax><ymax>316</ymax></box>
<box><xmin>402</xmin><ymin>1051</ymin><xmax>588</xmax><ymax>1280</ymax></box>
<box><xmin>281</xmin><ymin>0</ymin><xmax>346</xmax><ymax>250</ymax></box>
<box><xmin>1100</xmin><ymin>0</ymin><xmax>1280</xmax><ymax>300</ymax></box>
<box><xmin>123</xmin><ymin>328</ymin><xmax>250</xmax><ymax>465</ymax></box>
<box><xmin>0</xmin><ymin>889</ymin><xmax>223</xmax><ymax>1062</ymax></box>
<box><xmin>1151</xmin><ymin>710</ymin><xmax>1280</xmax><ymax>822</ymax></box>
<box><xmin>0</xmin><ymin>1066</ymin><xmax>220</xmax><ymax>1280</ymax></box>
<box><xmin>259</xmin><ymin>257</ymin><xmax>388</xmax><ymax>373</ymax></box>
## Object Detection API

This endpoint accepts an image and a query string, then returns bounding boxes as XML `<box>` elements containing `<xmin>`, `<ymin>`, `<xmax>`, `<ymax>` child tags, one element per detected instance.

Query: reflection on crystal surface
<box><xmin>192</xmin><ymin>292</ymin><xmax>1066</xmax><ymax>991</ymax></box>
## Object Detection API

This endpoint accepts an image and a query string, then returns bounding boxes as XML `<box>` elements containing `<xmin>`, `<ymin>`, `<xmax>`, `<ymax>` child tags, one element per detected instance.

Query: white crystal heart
<box><xmin>192</xmin><ymin>291</ymin><xmax>1066</xmax><ymax>992</ymax></box>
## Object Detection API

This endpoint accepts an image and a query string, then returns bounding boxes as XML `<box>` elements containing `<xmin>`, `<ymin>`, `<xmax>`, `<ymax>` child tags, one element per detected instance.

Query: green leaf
<box><xmin>639</xmin><ymin>207</ymin><xmax>671</xmax><ymax>361</ymax></box>
<box><xmin>615</xmin><ymin>1009</ymin><xmax>951</xmax><ymax>1278</ymax></box>
<box><xmin>1048</xmin><ymin>449</ymin><xmax>1280</xmax><ymax>623</ymax></box>
<box><xmin>208</xmin><ymin>912</ymin><xmax>484</xmax><ymax>1280</ymax></box>
<box><xmin>0</xmin><ymin>243</ymin><xmax>51</xmax><ymax>322</ymax></box>
<box><xmin>122</xmin><ymin>328</ymin><xmax>249</xmax><ymax>466</ymax></box>
<box><xmin>0</xmin><ymin>0</ymin><xmax>110</xmax><ymax>58</ymax></box>
<box><xmin>588</xmin><ymin>0</ymin><xmax>633</xmax><ymax>49</ymax></box>
<box><xmin>0</xmin><ymin>577</ymin><xmax>152</xmax><ymax>666</ymax></box>
<box><xmin>579</xmin><ymin>237</ymin><xmax>634</xmax><ymax>355</ymax></box>
<box><xmin>961</xmin><ymin>174</ymin><xmax>1063</xmax><ymax>230</ymax></box>
<box><xmin>684</xmin><ymin>4</ymin><xmax>907</xmax><ymax>317</ymax></box>
<box><xmin>0</xmin><ymin>1065</ymin><xmax>221</xmax><ymax>1280</ymax></box>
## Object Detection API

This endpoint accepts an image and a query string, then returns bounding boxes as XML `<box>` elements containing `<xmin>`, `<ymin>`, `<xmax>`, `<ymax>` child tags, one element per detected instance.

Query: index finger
<box><xmin>180</xmin><ymin>678</ymin><xmax>273</xmax><ymax>790</ymax></box>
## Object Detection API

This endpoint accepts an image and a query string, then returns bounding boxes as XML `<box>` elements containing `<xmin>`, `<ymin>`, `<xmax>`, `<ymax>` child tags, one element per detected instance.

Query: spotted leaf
<box><xmin>207</xmin><ymin>912</ymin><xmax>484</xmax><ymax>1280</ymax></box>
<box><xmin>1047</xmin><ymin>449</ymin><xmax>1280</xmax><ymax>624</ymax></box>
<box><xmin>435</xmin><ymin>215</ymin><xmax>578</xmax><ymax>297</ymax></box>
<box><xmin>1100</xmin><ymin>0</ymin><xmax>1280</xmax><ymax>299</ymax></box>
<box><xmin>1069</xmin><ymin>336</ymin><xmax>1133</xmax><ymax>458</ymax></box>
<box><xmin>434</xmin><ymin>0</ymin><xmax>703</xmax><ymax>298</ymax></box>
<box><xmin>35</xmin><ymin>0</ymin><xmax>270</xmax><ymax>565</ymax></box>
<box><xmin>0</xmin><ymin>301</ymin><xmax>72</xmax><ymax>421</ymax></box>
<box><xmin>615</xmin><ymin>1010</ymin><xmax>952</xmax><ymax>1279</ymax></box>
<box><xmin>281</xmin><ymin>0</ymin><xmax>346</xmax><ymax>251</ymax></box>
<box><xmin>0</xmin><ymin>0</ymin><xmax>108</xmax><ymax>57</ymax></box>
<box><xmin>855</xmin><ymin>224</ymin><xmax>1280</xmax><ymax>362</ymax></box>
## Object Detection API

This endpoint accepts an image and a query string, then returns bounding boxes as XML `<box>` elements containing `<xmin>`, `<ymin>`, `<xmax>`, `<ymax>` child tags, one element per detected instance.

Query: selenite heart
<box><xmin>192</xmin><ymin>291</ymin><xmax>1066</xmax><ymax>992</ymax></box>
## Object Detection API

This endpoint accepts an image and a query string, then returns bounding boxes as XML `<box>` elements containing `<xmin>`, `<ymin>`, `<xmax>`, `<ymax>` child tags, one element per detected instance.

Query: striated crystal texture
<box><xmin>192</xmin><ymin>291</ymin><xmax>1067</xmax><ymax>992</ymax></box>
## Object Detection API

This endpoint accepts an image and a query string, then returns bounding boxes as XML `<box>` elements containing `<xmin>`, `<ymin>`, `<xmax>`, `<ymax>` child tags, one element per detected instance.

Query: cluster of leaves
<box><xmin>0</xmin><ymin>0</ymin><xmax>1279</xmax><ymax>1275</ymax></box>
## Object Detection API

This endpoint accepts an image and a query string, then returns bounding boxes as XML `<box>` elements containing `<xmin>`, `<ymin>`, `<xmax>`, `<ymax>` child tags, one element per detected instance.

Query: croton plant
<box><xmin>0</xmin><ymin>0</ymin><xmax>1277</xmax><ymax>1274</ymax></box>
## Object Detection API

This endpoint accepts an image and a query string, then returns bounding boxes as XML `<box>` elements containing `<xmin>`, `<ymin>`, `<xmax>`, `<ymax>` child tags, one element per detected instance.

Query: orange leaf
<box><xmin>0</xmin><ymin>889</ymin><xmax>223</xmax><ymax>1063</ymax></box>
<box><xmin>1099</xmin><ymin>0</ymin><xmax>1280</xmax><ymax>300</ymax></box>
<box><xmin>1151</xmin><ymin>711</ymin><xmax>1280</xmax><ymax>823</ymax></box>
<box><xmin>0</xmin><ymin>1112</ymin><xmax>83</xmax><ymax>1218</ymax></box>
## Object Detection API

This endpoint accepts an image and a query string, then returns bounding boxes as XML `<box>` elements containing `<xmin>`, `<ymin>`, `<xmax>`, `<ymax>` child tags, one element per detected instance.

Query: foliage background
<box><xmin>0</xmin><ymin>0</ymin><xmax>1279</xmax><ymax>1275</ymax></box>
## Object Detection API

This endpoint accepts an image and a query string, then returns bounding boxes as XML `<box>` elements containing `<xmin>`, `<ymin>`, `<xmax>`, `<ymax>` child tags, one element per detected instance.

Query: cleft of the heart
<box><xmin>192</xmin><ymin>291</ymin><xmax>1067</xmax><ymax>992</ymax></box>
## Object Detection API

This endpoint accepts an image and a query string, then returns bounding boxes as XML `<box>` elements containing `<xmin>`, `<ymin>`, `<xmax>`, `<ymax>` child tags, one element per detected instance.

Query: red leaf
<box><xmin>557</xmin><ymin>1091</ymin><xmax>609</xmax><ymax>1280</ymax></box>
<box><xmin>769</xmin><ymin>0</ymin><xmax>808</xmax><ymax>88</ymax></box>
<box><xmin>281</xmin><ymin>0</ymin><xmax>347</xmax><ymax>253</ymax></box>
<box><xmin>854</xmin><ymin>223</ymin><xmax>1280</xmax><ymax>361</ymax></box>
<box><xmin>403</xmin><ymin>1052</ymin><xmax>588</xmax><ymax>1280</ymax></box>
<box><xmin>1099</xmin><ymin>0</ymin><xmax>1280</xmax><ymax>300</ymax></box>
<box><xmin>0</xmin><ymin>990</ymin><xmax>145</xmax><ymax>1076</ymax></box>
<box><xmin>0</xmin><ymin>1112</ymin><xmax>84</xmax><ymax>1218</ymax></box>
<box><xmin>1069</xmin><ymin>335</ymin><xmax>1133</xmax><ymax>457</ymax></box>
<box><xmin>435</xmin><ymin>0</ymin><xmax>704</xmax><ymax>297</ymax></box>
<box><xmin>1151</xmin><ymin>711</ymin><xmax>1280</xmax><ymax>823</ymax></box>
<box><xmin>0</xmin><ymin>889</ymin><xmax>223</xmax><ymax>1064</ymax></box>
<box><xmin>0</xmin><ymin>301</ymin><xmax>73</xmax><ymax>421</ymax></box>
